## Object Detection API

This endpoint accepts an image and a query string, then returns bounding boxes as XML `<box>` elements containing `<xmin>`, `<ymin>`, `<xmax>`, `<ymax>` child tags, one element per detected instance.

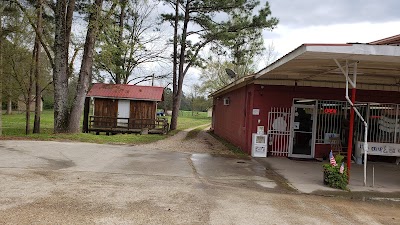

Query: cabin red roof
<box><xmin>87</xmin><ymin>83</ymin><xmax>164</xmax><ymax>101</ymax></box>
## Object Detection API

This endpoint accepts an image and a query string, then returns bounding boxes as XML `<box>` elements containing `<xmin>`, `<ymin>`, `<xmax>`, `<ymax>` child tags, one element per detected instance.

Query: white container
<box><xmin>252</xmin><ymin>134</ymin><xmax>268</xmax><ymax>157</ymax></box>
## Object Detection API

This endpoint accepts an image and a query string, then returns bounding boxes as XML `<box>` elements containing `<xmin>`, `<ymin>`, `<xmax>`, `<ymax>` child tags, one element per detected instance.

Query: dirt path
<box><xmin>138</xmin><ymin>124</ymin><xmax>237</xmax><ymax>157</ymax></box>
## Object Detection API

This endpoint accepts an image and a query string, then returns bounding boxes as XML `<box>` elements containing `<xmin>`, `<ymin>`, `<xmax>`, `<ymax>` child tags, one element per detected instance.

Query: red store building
<box><xmin>211</xmin><ymin>35</ymin><xmax>400</xmax><ymax>163</ymax></box>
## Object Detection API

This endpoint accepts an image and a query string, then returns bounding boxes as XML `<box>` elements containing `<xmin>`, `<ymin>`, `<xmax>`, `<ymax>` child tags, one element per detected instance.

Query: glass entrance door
<box><xmin>289</xmin><ymin>104</ymin><xmax>316</xmax><ymax>158</ymax></box>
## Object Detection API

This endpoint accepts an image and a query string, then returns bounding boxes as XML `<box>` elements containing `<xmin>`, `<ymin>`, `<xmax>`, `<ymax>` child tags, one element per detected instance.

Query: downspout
<box><xmin>334</xmin><ymin>60</ymin><xmax>369</xmax><ymax>186</ymax></box>
<box><xmin>244</xmin><ymin>82</ymin><xmax>249</xmax><ymax>153</ymax></box>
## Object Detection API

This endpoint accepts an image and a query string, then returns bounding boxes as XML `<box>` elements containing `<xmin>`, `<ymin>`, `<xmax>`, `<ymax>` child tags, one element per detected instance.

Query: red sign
<box><xmin>324</xmin><ymin>108</ymin><xmax>337</xmax><ymax>114</ymax></box>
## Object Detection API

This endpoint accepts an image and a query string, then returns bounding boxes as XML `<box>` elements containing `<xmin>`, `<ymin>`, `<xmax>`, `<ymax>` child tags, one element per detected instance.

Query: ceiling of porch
<box><xmin>255</xmin><ymin>44</ymin><xmax>400</xmax><ymax>91</ymax></box>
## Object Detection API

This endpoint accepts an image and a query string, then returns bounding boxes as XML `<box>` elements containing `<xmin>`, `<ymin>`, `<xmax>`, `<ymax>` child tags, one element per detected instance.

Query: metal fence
<box><xmin>315</xmin><ymin>100</ymin><xmax>400</xmax><ymax>145</ymax></box>
<box><xmin>355</xmin><ymin>103</ymin><xmax>400</xmax><ymax>144</ymax></box>
<box><xmin>265</xmin><ymin>100</ymin><xmax>400</xmax><ymax>157</ymax></box>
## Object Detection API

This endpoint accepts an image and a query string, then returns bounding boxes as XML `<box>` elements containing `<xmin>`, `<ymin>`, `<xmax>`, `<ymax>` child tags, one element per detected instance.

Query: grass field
<box><xmin>1</xmin><ymin>110</ymin><xmax>211</xmax><ymax>145</ymax></box>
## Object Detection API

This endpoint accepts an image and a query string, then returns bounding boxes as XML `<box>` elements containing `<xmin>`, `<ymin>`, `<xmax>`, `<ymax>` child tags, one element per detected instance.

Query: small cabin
<box><xmin>83</xmin><ymin>83</ymin><xmax>168</xmax><ymax>134</ymax></box>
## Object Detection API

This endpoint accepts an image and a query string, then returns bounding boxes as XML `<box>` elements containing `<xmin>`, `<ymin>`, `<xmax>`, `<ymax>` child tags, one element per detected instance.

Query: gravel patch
<box><xmin>138</xmin><ymin>125</ymin><xmax>236</xmax><ymax>156</ymax></box>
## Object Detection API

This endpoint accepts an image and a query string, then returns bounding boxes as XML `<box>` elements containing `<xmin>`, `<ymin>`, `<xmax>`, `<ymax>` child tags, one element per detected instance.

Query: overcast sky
<box><xmin>181</xmin><ymin>0</ymin><xmax>400</xmax><ymax>91</ymax></box>
<box><xmin>264</xmin><ymin>0</ymin><xmax>400</xmax><ymax>58</ymax></box>
<box><xmin>75</xmin><ymin>0</ymin><xmax>400</xmax><ymax>92</ymax></box>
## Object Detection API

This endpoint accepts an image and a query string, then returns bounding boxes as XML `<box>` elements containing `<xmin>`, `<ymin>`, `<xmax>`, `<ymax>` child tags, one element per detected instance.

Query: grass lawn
<box><xmin>1</xmin><ymin>110</ymin><xmax>211</xmax><ymax>145</ymax></box>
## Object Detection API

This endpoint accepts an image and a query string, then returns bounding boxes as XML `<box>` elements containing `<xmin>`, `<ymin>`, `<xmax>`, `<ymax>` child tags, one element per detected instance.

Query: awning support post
<box><xmin>334</xmin><ymin>59</ymin><xmax>368</xmax><ymax>187</ymax></box>
<box><xmin>348</xmin><ymin>86</ymin><xmax>356</xmax><ymax>180</ymax></box>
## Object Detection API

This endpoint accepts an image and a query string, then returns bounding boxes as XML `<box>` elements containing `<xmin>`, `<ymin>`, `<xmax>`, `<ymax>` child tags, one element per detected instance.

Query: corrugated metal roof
<box><xmin>87</xmin><ymin>83</ymin><xmax>164</xmax><ymax>101</ymax></box>
<box><xmin>369</xmin><ymin>34</ymin><xmax>400</xmax><ymax>45</ymax></box>
<box><xmin>211</xmin><ymin>35</ymin><xmax>400</xmax><ymax>96</ymax></box>
<box><xmin>253</xmin><ymin>44</ymin><xmax>400</xmax><ymax>91</ymax></box>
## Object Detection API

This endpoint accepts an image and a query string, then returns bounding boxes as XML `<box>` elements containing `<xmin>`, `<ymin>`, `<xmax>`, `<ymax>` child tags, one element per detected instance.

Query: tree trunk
<box><xmin>26</xmin><ymin>43</ymin><xmax>36</xmax><ymax>135</ymax></box>
<box><xmin>0</xmin><ymin>9</ymin><xmax>3</xmax><ymax>136</ymax></box>
<box><xmin>53</xmin><ymin>0</ymin><xmax>71</xmax><ymax>133</ymax></box>
<box><xmin>25</xmin><ymin>99</ymin><xmax>30</xmax><ymax>135</ymax></box>
<box><xmin>68</xmin><ymin>0</ymin><xmax>103</xmax><ymax>133</ymax></box>
<box><xmin>33</xmin><ymin>0</ymin><xmax>43</xmax><ymax>133</ymax></box>
<box><xmin>169</xmin><ymin>0</ymin><xmax>179</xmax><ymax>130</ymax></box>
<box><xmin>191</xmin><ymin>97</ymin><xmax>194</xmax><ymax>116</ymax></box>
<box><xmin>170</xmin><ymin>1</ymin><xmax>189</xmax><ymax>130</ymax></box>
<box><xmin>65</xmin><ymin>0</ymin><xmax>75</xmax><ymax>78</ymax></box>
<box><xmin>171</xmin><ymin>70</ymin><xmax>185</xmax><ymax>129</ymax></box>
<box><xmin>6</xmin><ymin>69</ymin><xmax>12</xmax><ymax>114</ymax></box>
<box><xmin>115</xmin><ymin>0</ymin><xmax>126</xmax><ymax>84</ymax></box>
<box><xmin>6</xmin><ymin>97</ymin><xmax>12</xmax><ymax>114</ymax></box>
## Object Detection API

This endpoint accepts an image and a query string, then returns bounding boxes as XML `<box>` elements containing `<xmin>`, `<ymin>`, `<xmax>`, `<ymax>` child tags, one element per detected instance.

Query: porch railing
<box><xmin>89</xmin><ymin>116</ymin><xmax>169</xmax><ymax>134</ymax></box>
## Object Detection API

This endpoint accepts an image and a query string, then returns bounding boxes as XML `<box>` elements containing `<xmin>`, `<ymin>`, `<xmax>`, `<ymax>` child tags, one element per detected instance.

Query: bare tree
<box><xmin>262</xmin><ymin>41</ymin><xmax>278</xmax><ymax>67</ymax></box>
<box><xmin>198</xmin><ymin>57</ymin><xmax>236</xmax><ymax>95</ymax></box>
<box><xmin>94</xmin><ymin>0</ymin><xmax>167</xmax><ymax>85</ymax></box>
<box><xmin>14</xmin><ymin>0</ymin><xmax>107</xmax><ymax>133</ymax></box>
<box><xmin>7</xmin><ymin>37</ymin><xmax>37</xmax><ymax>135</ymax></box>
<box><xmin>0</xmin><ymin>2</ymin><xmax>18</xmax><ymax>134</ymax></box>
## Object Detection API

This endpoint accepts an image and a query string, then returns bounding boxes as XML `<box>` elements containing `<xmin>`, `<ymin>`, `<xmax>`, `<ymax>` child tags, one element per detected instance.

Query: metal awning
<box><xmin>255</xmin><ymin>44</ymin><xmax>400</xmax><ymax>91</ymax></box>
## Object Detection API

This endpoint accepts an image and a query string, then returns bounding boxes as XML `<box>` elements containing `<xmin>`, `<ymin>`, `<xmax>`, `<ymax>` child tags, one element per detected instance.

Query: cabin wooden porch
<box><xmin>85</xmin><ymin>116</ymin><xmax>169</xmax><ymax>135</ymax></box>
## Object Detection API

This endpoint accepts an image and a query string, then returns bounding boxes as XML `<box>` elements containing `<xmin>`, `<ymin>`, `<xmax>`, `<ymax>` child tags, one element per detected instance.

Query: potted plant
<box><xmin>323</xmin><ymin>152</ymin><xmax>348</xmax><ymax>190</ymax></box>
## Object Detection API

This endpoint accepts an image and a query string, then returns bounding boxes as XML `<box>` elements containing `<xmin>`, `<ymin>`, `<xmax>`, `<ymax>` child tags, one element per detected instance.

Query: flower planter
<box><xmin>323</xmin><ymin>169</ymin><xmax>329</xmax><ymax>185</ymax></box>
<box><xmin>322</xmin><ymin>164</ymin><xmax>348</xmax><ymax>190</ymax></box>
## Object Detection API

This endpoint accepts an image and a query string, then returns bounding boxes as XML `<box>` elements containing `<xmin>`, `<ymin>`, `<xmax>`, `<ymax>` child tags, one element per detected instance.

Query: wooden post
<box><xmin>82</xmin><ymin>97</ymin><xmax>90</xmax><ymax>133</ymax></box>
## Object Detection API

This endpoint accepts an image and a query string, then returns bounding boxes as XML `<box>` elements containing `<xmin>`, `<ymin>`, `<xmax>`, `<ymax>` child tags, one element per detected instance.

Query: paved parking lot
<box><xmin>0</xmin><ymin>140</ymin><xmax>399</xmax><ymax>224</ymax></box>
<box><xmin>257</xmin><ymin>157</ymin><xmax>400</xmax><ymax>194</ymax></box>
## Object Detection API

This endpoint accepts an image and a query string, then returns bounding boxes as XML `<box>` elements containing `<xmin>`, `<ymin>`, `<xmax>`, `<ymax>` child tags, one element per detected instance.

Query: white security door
<box><xmin>117</xmin><ymin>100</ymin><xmax>130</xmax><ymax>127</ymax></box>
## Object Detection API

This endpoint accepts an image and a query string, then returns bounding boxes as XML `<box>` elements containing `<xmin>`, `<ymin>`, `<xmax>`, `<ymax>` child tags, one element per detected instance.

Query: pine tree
<box><xmin>161</xmin><ymin>0</ymin><xmax>278</xmax><ymax>130</ymax></box>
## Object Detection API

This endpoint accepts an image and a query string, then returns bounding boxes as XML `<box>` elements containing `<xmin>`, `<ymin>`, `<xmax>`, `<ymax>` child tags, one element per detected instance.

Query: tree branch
<box><xmin>10</xmin><ymin>58</ymin><xmax>28</xmax><ymax>99</ymax></box>
<box><xmin>68</xmin><ymin>47</ymin><xmax>80</xmax><ymax>77</ymax></box>
<box><xmin>183</xmin><ymin>39</ymin><xmax>211</xmax><ymax>77</ymax></box>
<box><xmin>40</xmin><ymin>81</ymin><xmax>53</xmax><ymax>93</ymax></box>
<box><xmin>12</xmin><ymin>0</ymin><xmax>54</xmax><ymax>69</ymax></box>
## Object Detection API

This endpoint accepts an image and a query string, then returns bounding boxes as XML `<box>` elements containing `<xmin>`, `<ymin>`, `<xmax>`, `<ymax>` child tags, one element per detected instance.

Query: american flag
<box><xmin>329</xmin><ymin>150</ymin><xmax>337</xmax><ymax>166</ymax></box>
<box><xmin>339</xmin><ymin>162</ymin><xmax>345</xmax><ymax>174</ymax></box>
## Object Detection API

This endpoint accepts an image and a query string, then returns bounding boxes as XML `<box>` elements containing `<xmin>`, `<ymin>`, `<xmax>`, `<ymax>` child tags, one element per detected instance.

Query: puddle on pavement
<box><xmin>255</xmin><ymin>181</ymin><xmax>277</xmax><ymax>189</ymax></box>
<box><xmin>36</xmin><ymin>157</ymin><xmax>75</xmax><ymax>170</ymax></box>
<box><xmin>311</xmin><ymin>189</ymin><xmax>400</xmax><ymax>204</ymax></box>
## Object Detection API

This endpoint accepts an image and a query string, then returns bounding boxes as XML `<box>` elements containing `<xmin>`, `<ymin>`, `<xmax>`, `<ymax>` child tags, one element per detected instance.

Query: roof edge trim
<box><xmin>255</xmin><ymin>44</ymin><xmax>307</xmax><ymax>79</ymax></box>
<box><xmin>90</xmin><ymin>96</ymin><xmax>160</xmax><ymax>102</ymax></box>
<box><xmin>210</xmin><ymin>75</ymin><xmax>255</xmax><ymax>97</ymax></box>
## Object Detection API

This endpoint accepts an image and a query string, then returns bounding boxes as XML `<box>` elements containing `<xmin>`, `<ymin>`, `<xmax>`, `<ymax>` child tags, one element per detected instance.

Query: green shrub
<box><xmin>335</xmin><ymin>154</ymin><xmax>344</xmax><ymax>165</ymax></box>
<box><xmin>323</xmin><ymin>163</ymin><xmax>348</xmax><ymax>190</ymax></box>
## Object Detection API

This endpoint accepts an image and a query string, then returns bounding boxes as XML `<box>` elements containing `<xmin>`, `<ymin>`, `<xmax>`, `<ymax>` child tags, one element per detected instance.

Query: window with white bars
<box><xmin>355</xmin><ymin>103</ymin><xmax>400</xmax><ymax>144</ymax></box>
<box><xmin>316</xmin><ymin>100</ymin><xmax>348</xmax><ymax>144</ymax></box>
<box><xmin>315</xmin><ymin>100</ymin><xmax>400</xmax><ymax>145</ymax></box>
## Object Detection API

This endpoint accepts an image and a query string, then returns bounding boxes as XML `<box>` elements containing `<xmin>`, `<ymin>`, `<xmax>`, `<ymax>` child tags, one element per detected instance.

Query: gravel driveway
<box><xmin>139</xmin><ymin>125</ymin><xmax>237</xmax><ymax>156</ymax></box>
<box><xmin>0</xmin><ymin>129</ymin><xmax>399</xmax><ymax>224</ymax></box>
